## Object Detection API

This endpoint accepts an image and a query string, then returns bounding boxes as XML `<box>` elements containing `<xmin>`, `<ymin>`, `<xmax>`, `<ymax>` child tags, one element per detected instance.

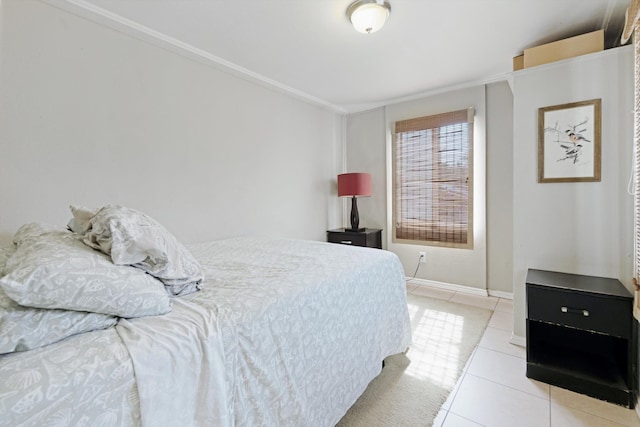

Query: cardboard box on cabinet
<box><xmin>513</xmin><ymin>29</ymin><xmax>604</xmax><ymax>71</ymax></box>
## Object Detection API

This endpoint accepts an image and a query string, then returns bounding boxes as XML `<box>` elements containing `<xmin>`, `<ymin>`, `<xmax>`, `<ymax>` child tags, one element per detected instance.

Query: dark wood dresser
<box><xmin>526</xmin><ymin>269</ymin><xmax>637</xmax><ymax>408</ymax></box>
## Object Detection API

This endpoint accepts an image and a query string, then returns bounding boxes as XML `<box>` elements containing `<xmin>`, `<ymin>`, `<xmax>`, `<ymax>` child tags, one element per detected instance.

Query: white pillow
<box><xmin>67</xmin><ymin>205</ymin><xmax>98</xmax><ymax>234</ymax></box>
<box><xmin>0</xmin><ymin>237</ymin><xmax>117</xmax><ymax>354</ymax></box>
<box><xmin>83</xmin><ymin>205</ymin><xmax>204</xmax><ymax>296</ymax></box>
<box><xmin>0</xmin><ymin>224</ymin><xmax>172</xmax><ymax>318</ymax></box>
<box><xmin>0</xmin><ymin>289</ymin><xmax>117</xmax><ymax>354</ymax></box>
<box><xmin>13</xmin><ymin>222</ymin><xmax>60</xmax><ymax>244</ymax></box>
<box><xmin>0</xmin><ymin>238</ymin><xmax>16</xmax><ymax>277</ymax></box>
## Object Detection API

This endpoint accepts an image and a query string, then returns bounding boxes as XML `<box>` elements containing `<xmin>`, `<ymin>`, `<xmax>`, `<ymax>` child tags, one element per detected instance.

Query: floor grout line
<box><xmin>463</xmin><ymin>371</ymin><xmax>551</xmax><ymax>402</ymax></box>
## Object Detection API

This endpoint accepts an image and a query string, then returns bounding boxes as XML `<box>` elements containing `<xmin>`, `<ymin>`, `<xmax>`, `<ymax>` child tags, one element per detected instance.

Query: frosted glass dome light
<box><xmin>347</xmin><ymin>0</ymin><xmax>391</xmax><ymax>34</ymax></box>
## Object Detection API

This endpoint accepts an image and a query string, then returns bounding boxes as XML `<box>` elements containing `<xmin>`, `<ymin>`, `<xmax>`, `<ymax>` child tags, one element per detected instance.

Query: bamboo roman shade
<box><xmin>393</xmin><ymin>108</ymin><xmax>474</xmax><ymax>247</ymax></box>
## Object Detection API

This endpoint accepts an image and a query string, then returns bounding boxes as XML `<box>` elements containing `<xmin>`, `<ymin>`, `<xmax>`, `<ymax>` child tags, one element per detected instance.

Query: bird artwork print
<box><xmin>544</xmin><ymin>117</ymin><xmax>591</xmax><ymax>164</ymax></box>
<box><xmin>539</xmin><ymin>100</ymin><xmax>600</xmax><ymax>182</ymax></box>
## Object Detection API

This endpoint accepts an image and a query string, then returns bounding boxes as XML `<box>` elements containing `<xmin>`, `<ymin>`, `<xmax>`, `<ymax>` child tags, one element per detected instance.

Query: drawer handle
<box><xmin>341</xmin><ymin>240</ymin><xmax>352</xmax><ymax>244</ymax></box>
<box><xmin>561</xmin><ymin>306</ymin><xmax>590</xmax><ymax>317</ymax></box>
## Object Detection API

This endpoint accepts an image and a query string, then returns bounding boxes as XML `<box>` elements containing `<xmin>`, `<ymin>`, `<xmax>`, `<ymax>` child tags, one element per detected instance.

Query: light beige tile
<box><xmin>410</xmin><ymin>285</ymin><xmax>455</xmax><ymax>301</ymax></box>
<box><xmin>432</xmin><ymin>408</ymin><xmax>448</xmax><ymax>427</ymax></box>
<box><xmin>441</xmin><ymin>412</ymin><xmax>485</xmax><ymax>427</ymax></box>
<box><xmin>442</xmin><ymin>370</ymin><xmax>466</xmax><ymax>410</ymax></box>
<box><xmin>495</xmin><ymin>298</ymin><xmax>514</xmax><ymax>313</ymax></box>
<box><xmin>449</xmin><ymin>292</ymin><xmax>499</xmax><ymax>311</ymax></box>
<box><xmin>551</xmin><ymin>402</ymin><xmax>633</xmax><ymax>427</ymax></box>
<box><xmin>449</xmin><ymin>374</ymin><xmax>550</xmax><ymax>427</ymax></box>
<box><xmin>488</xmin><ymin>309</ymin><xmax>513</xmax><ymax>331</ymax></box>
<box><xmin>466</xmin><ymin>347</ymin><xmax>549</xmax><ymax>400</ymax></box>
<box><xmin>477</xmin><ymin>326</ymin><xmax>526</xmax><ymax>359</ymax></box>
<box><xmin>550</xmin><ymin>387</ymin><xmax>640</xmax><ymax>427</ymax></box>
<box><xmin>462</xmin><ymin>346</ymin><xmax>478</xmax><ymax>373</ymax></box>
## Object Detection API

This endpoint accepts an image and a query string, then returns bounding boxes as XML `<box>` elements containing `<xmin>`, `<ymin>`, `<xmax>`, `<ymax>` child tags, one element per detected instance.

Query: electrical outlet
<box><xmin>419</xmin><ymin>252</ymin><xmax>426</xmax><ymax>263</ymax></box>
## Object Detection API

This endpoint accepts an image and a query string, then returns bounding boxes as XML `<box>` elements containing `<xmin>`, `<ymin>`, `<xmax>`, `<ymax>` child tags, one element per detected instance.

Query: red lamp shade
<box><xmin>337</xmin><ymin>173</ymin><xmax>371</xmax><ymax>198</ymax></box>
<box><xmin>337</xmin><ymin>173</ymin><xmax>371</xmax><ymax>232</ymax></box>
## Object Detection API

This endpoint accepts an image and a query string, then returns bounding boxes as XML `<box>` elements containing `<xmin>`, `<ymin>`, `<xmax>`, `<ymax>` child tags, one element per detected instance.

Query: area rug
<box><xmin>337</xmin><ymin>293</ymin><xmax>493</xmax><ymax>427</ymax></box>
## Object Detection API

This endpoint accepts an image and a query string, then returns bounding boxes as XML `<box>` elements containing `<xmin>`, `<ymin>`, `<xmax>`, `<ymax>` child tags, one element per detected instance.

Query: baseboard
<box><xmin>489</xmin><ymin>289</ymin><xmax>513</xmax><ymax>300</ymax></box>
<box><xmin>408</xmin><ymin>277</ymin><xmax>513</xmax><ymax>300</ymax></box>
<box><xmin>408</xmin><ymin>277</ymin><xmax>489</xmax><ymax>297</ymax></box>
<box><xmin>510</xmin><ymin>333</ymin><xmax>526</xmax><ymax>348</ymax></box>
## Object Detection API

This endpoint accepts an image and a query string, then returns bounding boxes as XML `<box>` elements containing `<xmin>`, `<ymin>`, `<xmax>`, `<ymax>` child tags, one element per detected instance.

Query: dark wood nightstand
<box><xmin>326</xmin><ymin>228</ymin><xmax>382</xmax><ymax>249</ymax></box>
<box><xmin>526</xmin><ymin>269</ymin><xmax>637</xmax><ymax>408</ymax></box>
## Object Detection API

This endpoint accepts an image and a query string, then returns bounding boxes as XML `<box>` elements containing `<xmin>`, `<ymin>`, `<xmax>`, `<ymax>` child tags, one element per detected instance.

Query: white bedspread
<box><xmin>0</xmin><ymin>236</ymin><xmax>411</xmax><ymax>427</ymax></box>
<box><xmin>180</xmin><ymin>237</ymin><xmax>412</xmax><ymax>426</ymax></box>
<box><xmin>116</xmin><ymin>298</ymin><xmax>229</xmax><ymax>427</ymax></box>
<box><xmin>0</xmin><ymin>328</ymin><xmax>140</xmax><ymax>427</ymax></box>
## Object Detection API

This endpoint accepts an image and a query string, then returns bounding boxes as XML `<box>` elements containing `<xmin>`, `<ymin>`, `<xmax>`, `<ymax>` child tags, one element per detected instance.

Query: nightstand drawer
<box><xmin>326</xmin><ymin>228</ymin><xmax>382</xmax><ymax>249</ymax></box>
<box><xmin>527</xmin><ymin>284</ymin><xmax>631</xmax><ymax>338</ymax></box>
<box><xmin>327</xmin><ymin>233</ymin><xmax>367</xmax><ymax>246</ymax></box>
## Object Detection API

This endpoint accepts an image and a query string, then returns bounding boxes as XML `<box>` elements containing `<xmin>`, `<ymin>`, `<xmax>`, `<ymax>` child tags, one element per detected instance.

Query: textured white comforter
<box><xmin>0</xmin><ymin>237</ymin><xmax>412</xmax><ymax>427</ymax></box>
<box><xmin>116</xmin><ymin>298</ymin><xmax>229</xmax><ymax>426</ymax></box>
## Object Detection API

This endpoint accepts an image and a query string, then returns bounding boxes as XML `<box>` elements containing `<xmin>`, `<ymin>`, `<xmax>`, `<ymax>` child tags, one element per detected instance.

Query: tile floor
<box><xmin>405</xmin><ymin>282</ymin><xmax>640</xmax><ymax>427</ymax></box>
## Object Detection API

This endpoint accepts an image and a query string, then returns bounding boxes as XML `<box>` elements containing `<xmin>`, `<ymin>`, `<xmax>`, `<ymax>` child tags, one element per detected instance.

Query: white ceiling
<box><xmin>75</xmin><ymin>0</ymin><xmax>629</xmax><ymax>113</ymax></box>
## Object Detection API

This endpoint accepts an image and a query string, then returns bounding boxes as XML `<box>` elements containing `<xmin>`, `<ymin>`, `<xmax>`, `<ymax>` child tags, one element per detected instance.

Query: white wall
<box><xmin>345</xmin><ymin>87</ymin><xmax>489</xmax><ymax>291</ymax></box>
<box><xmin>346</xmin><ymin>84</ymin><xmax>518</xmax><ymax>295</ymax></box>
<box><xmin>344</xmin><ymin>46</ymin><xmax>634</xmax><ymax>342</ymax></box>
<box><xmin>385</xmin><ymin>87</ymin><xmax>487</xmax><ymax>290</ymax></box>
<box><xmin>345</xmin><ymin>107</ymin><xmax>387</xmax><ymax>243</ymax></box>
<box><xmin>486</xmin><ymin>81</ymin><xmax>514</xmax><ymax>295</ymax></box>
<box><xmin>0</xmin><ymin>0</ymin><xmax>344</xmax><ymax>243</ymax></box>
<box><xmin>511</xmin><ymin>46</ymin><xmax>634</xmax><ymax>340</ymax></box>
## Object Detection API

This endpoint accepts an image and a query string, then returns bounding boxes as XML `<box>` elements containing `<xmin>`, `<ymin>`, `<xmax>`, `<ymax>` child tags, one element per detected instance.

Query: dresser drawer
<box><xmin>527</xmin><ymin>284</ymin><xmax>631</xmax><ymax>338</ymax></box>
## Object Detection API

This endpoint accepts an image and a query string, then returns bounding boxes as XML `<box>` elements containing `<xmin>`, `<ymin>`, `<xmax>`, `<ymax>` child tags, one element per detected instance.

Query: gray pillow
<box><xmin>0</xmin><ymin>238</ymin><xmax>16</xmax><ymax>277</ymax></box>
<box><xmin>0</xmin><ymin>289</ymin><xmax>117</xmax><ymax>354</ymax></box>
<box><xmin>0</xmin><ymin>224</ymin><xmax>172</xmax><ymax>318</ymax></box>
<box><xmin>0</xmin><ymin>238</ymin><xmax>117</xmax><ymax>354</ymax></box>
<box><xmin>83</xmin><ymin>205</ymin><xmax>204</xmax><ymax>296</ymax></box>
<box><xmin>67</xmin><ymin>205</ymin><xmax>98</xmax><ymax>234</ymax></box>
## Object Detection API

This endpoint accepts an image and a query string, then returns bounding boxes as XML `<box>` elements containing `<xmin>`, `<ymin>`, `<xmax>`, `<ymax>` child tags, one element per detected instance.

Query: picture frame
<box><xmin>538</xmin><ymin>99</ymin><xmax>601</xmax><ymax>183</ymax></box>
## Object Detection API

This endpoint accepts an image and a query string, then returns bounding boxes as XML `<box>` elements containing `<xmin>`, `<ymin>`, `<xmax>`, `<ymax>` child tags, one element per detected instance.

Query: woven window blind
<box><xmin>393</xmin><ymin>108</ymin><xmax>474</xmax><ymax>247</ymax></box>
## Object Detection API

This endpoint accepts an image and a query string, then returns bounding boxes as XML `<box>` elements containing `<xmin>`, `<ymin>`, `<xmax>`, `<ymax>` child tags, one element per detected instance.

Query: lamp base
<box><xmin>345</xmin><ymin>227</ymin><xmax>366</xmax><ymax>232</ymax></box>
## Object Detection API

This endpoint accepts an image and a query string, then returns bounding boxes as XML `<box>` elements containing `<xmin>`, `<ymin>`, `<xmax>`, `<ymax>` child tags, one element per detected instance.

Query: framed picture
<box><xmin>538</xmin><ymin>99</ymin><xmax>601</xmax><ymax>183</ymax></box>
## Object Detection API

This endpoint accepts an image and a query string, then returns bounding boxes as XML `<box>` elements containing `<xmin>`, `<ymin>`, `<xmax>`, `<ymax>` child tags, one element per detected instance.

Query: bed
<box><xmin>0</xmin><ymin>205</ymin><xmax>412</xmax><ymax>427</ymax></box>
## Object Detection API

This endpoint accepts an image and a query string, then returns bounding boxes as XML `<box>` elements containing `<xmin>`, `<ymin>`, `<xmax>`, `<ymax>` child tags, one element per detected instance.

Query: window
<box><xmin>392</xmin><ymin>108</ymin><xmax>474</xmax><ymax>248</ymax></box>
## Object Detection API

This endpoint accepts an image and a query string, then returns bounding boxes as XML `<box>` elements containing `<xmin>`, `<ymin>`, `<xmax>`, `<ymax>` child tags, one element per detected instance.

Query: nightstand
<box><xmin>526</xmin><ymin>269</ymin><xmax>637</xmax><ymax>408</ymax></box>
<box><xmin>326</xmin><ymin>228</ymin><xmax>382</xmax><ymax>249</ymax></box>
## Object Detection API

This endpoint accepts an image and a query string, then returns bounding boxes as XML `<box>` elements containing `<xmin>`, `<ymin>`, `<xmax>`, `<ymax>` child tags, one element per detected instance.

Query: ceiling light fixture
<box><xmin>347</xmin><ymin>0</ymin><xmax>391</xmax><ymax>34</ymax></box>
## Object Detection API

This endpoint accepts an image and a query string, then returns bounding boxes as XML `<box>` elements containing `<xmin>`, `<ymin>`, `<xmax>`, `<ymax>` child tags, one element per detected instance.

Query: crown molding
<box><xmin>344</xmin><ymin>73</ymin><xmax>510</xmax><ymax>114</ymax></box>
<box><xmin>39</xmin><ymin>0</ymin><xmax>347</xmax><ymax>114</ymax></box>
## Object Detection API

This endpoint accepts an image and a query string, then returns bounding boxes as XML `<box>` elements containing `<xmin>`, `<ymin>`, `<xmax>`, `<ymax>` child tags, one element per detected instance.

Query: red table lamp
<box><xmin>338</xmin><ymin>172</ymin><xmax>371</xmax><ymax>232</ymax></box>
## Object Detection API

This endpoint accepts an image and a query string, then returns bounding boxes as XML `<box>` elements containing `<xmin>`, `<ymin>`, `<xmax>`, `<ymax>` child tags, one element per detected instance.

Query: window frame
<box><xmin>391</xmin><ymin>108</ymin><xmax>474</xmax><ymax>249</ymax></box>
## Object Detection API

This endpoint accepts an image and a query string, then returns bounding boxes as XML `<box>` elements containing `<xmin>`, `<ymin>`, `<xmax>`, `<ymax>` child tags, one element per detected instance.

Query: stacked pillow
<box><xmin>0</xmin><ymin>223</ymin><xmax>171</xmax><ymax>354</ymax></box>
<box><xmin>77</xmin><ymin>204</ymin><xmax>204</xmax><ymax>296</ymax></box>
<box><xmin>0</xmin><ymin>287</ymin><xmax>118</xmax><ymax>353</ymax></box>
<box><xmin>0</xmin><ymin>205</ymin><xmax>204</xmax><ymax>354</ymax></box>
<box><xmin>1</xmin><ymin>225</ymin><xmax>172</xmax><ymax>317</ymax></box>
<box><xmin>0</xmin><ymin>234</ymin><xmax>115</xmax><ymax>354</ymax></box>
